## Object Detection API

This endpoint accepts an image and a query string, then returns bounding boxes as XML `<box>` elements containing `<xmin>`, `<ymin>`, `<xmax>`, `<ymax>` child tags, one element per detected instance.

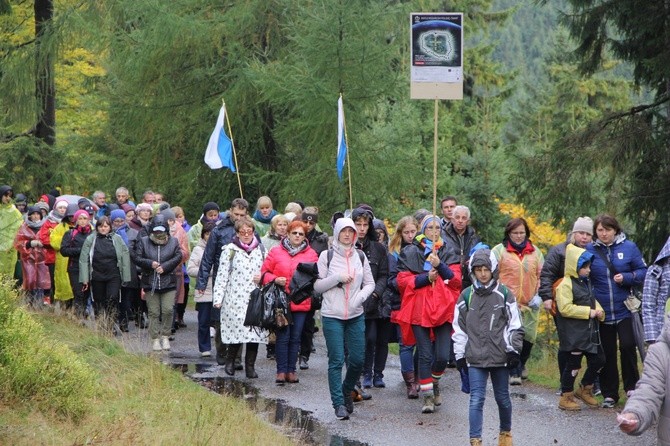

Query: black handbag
<box><xmin>244</xmin><ymin>273</ymin><xmax>275</xmax><ymax>330</ymax></box>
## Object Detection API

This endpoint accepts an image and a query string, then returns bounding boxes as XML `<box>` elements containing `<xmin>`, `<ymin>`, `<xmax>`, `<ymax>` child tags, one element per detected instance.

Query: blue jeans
<box><xmin>195</xmin><ymin>302</ymin><xmax>212</xmax><ymax>353</ymax></box>
<box><xmin>276</xmin><ymin>311</ymin><xmax>307</xmax><ymax>374</ymax></box>
<box><xmin>397</xmin><ymin>324</ymin><xmax>415</xmax><ymax>373</ymax></box>
<box><xmin>322</xmin><ymin>315</ymin><xmax>365</xmax><ymax>408</ymax></box>
<box><xmin>412</xmin><ymin>322</ymin><xmax>452</xmax><ymax>391</ymax></box>
<box><xmin>469</xmin><ymin>366</ymin><xmax>512</xmax><ymax>439</ymax></box>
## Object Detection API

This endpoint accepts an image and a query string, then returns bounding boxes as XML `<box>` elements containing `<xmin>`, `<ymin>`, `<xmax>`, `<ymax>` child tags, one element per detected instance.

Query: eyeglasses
<box><xmin>238</xmin><ymin>229</ymin><xmax>253</xmax><ymax>236</ymax></box>
<box><xmin>291</xmin><ymin>231</ymin><xmax>305</xmax><ymax>236</ymax></box>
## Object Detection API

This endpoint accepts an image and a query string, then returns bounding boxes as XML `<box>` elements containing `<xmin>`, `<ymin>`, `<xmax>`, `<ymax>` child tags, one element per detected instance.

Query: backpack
<box><xmin>549</xmin><ymin>278</ymin><xmax>563</xmax><ymax>316</ymax></box>
<box><xmin>462</xmin><ymin>283</ymin><xmax>511</xmax><ymax>323</ymax></box>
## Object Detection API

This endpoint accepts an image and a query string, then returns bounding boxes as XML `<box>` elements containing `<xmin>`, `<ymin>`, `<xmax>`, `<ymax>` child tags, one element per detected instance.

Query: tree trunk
<box><xmin>34</xmin><ymin>0</ymin><xmax>55</xmax><ymax>146</ymax></box>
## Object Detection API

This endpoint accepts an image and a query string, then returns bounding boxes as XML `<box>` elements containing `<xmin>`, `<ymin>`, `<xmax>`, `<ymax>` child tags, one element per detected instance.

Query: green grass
<box><xmin>0</xmin><ymin>307</ymin><xmax>293</xmax><ymax>446</ymax></box>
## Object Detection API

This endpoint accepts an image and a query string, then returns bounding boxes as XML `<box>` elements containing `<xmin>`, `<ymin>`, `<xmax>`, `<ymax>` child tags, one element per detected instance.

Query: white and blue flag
<box><xmin>204</xmin><ymin>104</ymin><xmax>236</xmax><ymax>172</ymax></box>
<box><xmin>337</xmin><ymin>95</ymin><xmax>347</xmax><ymax>181</ymax></box>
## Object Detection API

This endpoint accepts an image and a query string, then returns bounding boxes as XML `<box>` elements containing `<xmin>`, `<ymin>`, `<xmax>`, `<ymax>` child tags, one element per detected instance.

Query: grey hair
<box><xmin>453</xmin><ymin>205</ymin><xmax>470</xmax><ymax>219</ymax></box>
<box><xmin>115</xmin><ymin>186</ymin><xmax>129</xmax><ymax>195</ymax></box>
<box><xmin>92</xmin><ymin>190</ymin><xmax>106</xmax><ymax>200</ymax></box>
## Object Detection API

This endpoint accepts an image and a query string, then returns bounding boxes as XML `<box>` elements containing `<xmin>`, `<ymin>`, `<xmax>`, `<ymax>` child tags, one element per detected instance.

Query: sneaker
<box><xmin>362</xmin><ymin>373</ymin><xmax>373</xmax><ymax>389</ymax></box>
<box><xmin>201</xmin><ymin>351</ymin><xmax>211</xmax><ymax>357</ymax></box>
<box><xmin>521</xmin><ymin>367</ymin><xmax>529</xmax><ymax>380</ymax></box>
<box><xmin>210</xmin><ymin>327</ymin><xmax>216</xmax><ymax>338</ymax></box>
<box><xmin>373</xmin><ymin>373</ymin><xmax>386</xmax><ymax>388</ymax></box>
<box><xmin>161</xmin><ymin>336</ymin><xmax>171</xmax><ymax>351</ymax></box>
<box><xmin>602</xmin><ymin>397</ymin><xmax>616</xmax><ymax>408</ymax></box>
<box><xmin>334</xmin><ymin>405</ymin><xmax>349</xmax><ymax>420</ymax></box>
<box><xmin>509</xmin><ymin>375</ymin><xmax>522</xmax><ymax>385</ymax></box>
<box><xmin>152</xmin><ymin>338</ymin><xmax>162</xmax><ymax>351</ymax></box>
<box><xmin>299</xmin><ymin>356</ymin><xmax>309</xmax><ymax>370</ymax></box>
<box><xmin>593</xmin><ymin>380</ymin><xmax>602</xmax><ymax>396</ymax></box>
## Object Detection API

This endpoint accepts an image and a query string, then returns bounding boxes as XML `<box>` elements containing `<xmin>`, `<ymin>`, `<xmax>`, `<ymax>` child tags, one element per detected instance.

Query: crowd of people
<box><xmin>3</xmin><ymin>184</ymin><xmax>670</xmax><ymax>444</ymax></box>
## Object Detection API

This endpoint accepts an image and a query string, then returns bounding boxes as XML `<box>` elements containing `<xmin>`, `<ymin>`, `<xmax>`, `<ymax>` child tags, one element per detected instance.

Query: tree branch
<box><xmin>600</xmin><ymin>95</ymin><xmax>670</xmax><ymax>129</ymax></box>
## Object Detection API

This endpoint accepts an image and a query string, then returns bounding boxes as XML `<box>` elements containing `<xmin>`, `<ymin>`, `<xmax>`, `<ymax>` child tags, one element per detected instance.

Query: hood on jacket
<box><xmin>351</xmin><ymin>207</ymin><xmax>377</xmax><ymax>243</ymax></box>
<box><xmin>564</xmin><ymin>244</ymin><xmax>593</xmax><ymax>278</ymax></box>
<box><xmin>373</xmin><ymin>218</ymin><xmax>388</xmax><ymax>246</ymax></box>
<box><xmin>332</xmin><ymin>217</ymin><xmax>358</xmax><ymax>250</ymax></box>
<box><xmin>468</xmin><ymin>247</ymin><xmax>498</xmax><ymax>285</ymax></box>
<box><xmin>653</xmin><ymin>236</ymin><xmax>670</xmax><ymax>265</ymax></box>
<box><xmin>151</xmin><ymin>214</ymin><xmax>169</xmax><ymax>233</ymax></box>
<box><xmin>594</xmin><ymin>231</ymin><xmax>627</xmax><ymax>247</ymax></box>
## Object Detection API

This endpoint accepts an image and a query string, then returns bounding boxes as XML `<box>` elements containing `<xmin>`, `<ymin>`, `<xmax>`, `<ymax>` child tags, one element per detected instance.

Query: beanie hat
<box><xmin>577</xmin><ymin>251</ymin><xmax>594</xmax><ymax>272</ymax></box>
<box><xmin>121</xmin><ymin>203</ymin><xmax>135</xmax><ymax>213</ymax></box>
<box><xmin>72</xmin><ymin>209</ymin><xmax>89</xmax><ymax>222</ymax></box>
<box><xmin>301</xmin><ymin>209</ymin><xmax>318</xmax><ymax>223</ymax></box>
<box><xmin>26</xmin><ymin>205</ymin><xmax>41</xmax><ymax>216</ymax></box>
<box><xmin>160</xmin><ymin>208</ymin><xmax>176</xmax><ymax>221</ymax></box>
<box><xmin>419</xmin><ymin>214</ymin><xmax>440</xmax><ymax>234</ymax></box>
<box><xmin>136</xmin><ymin>203</ymin><xmax>153</xmax><ymax>214</ymax></box>
<box><xmin>572</xmin><ymin>217</ymin><xmax>594</xmax><ymax>236</ymax></box>
<box><xmin>202</xmin><ymin>201</ymin><xmax>220</xmax><ymax>214</ymax></box>
<box><xmin>15</xmin><ymin>193</ymin><xmax>27</xmax><ymax>204</ymax></box>
<box><xmin>35</xmin><ymin>202</ymin><xmax>50</xmax><ymax>214</ymax></box>
<box><xmin>110</xmin><ymin>209</ymin><xmax>126</xmax><ymax>221</ymax></box>
<box><xmin>83</xmin><ymin>204</ymin><xmax>95</xmax><ymax>216</ymax></box>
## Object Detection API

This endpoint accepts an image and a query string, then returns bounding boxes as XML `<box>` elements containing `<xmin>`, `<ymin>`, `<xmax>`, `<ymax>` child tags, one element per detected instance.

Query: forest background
<box><xmin>1</xmin><ymin>0</ymin><xmax>668</xmax><ymax>258</ymax></box>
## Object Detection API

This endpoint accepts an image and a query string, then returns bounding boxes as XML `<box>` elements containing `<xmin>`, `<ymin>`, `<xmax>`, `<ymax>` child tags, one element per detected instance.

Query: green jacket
<box><xmin>79</xmin><ymin>232</ymin><xmax>131</xmax><ymax>284</ymax></box>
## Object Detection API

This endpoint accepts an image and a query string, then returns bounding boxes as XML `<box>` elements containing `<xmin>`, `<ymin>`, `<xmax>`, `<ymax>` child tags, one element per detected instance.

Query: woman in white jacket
<box><xmin>187</xmin><ymin>221</ymin><xmax>216</xmax><ymax>357</ymax></box>
<box><xmin>313</xmin><ymin>217</ymin><xmax>375</xmax><ymax>421</ymax></box>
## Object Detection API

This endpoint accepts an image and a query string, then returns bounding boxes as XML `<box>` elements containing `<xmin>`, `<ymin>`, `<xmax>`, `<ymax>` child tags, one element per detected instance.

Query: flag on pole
<box><xmin>204</xmin><ymin>104</ymin><xmax>236</xmax><ymax>172</ymax></box>
<box><xmin>337</xmin><ymin>95</ymin><xmax>347</xmax><ymax>181</ymax></box>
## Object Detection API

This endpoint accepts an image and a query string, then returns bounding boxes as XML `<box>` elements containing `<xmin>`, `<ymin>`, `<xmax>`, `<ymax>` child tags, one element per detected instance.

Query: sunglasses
<box><xmin>238</xmin><ymin>229</ymin><xmax>253</xmax><ymax>236</ymax></box>
<box><xmin>291</xmin><ymin>231</ymin><xmax>305</xmax><ymax>236</ymax></box>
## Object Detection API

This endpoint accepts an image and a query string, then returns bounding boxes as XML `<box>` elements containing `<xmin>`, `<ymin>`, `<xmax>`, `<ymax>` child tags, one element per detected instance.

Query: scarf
<box><xmin>114</xmin><ymin>224</ymin><xmax>129</xmax><ymax>246</ymax></box>
<box><xmin>253</xmin><ymin>209</ymin><xmax>278</xmax><ymax>224</ymax></box>
<box><xmin>416</xmin><ymin>233</ymin><xmax>443</xmax><ymax>271</ymax></box>
<box><xmin>25</xmin><ymin>216</ymin><xmax>45</xmax><ymax>231</ymax></box>
<box><xmin>233</xmin><ymin>235</ymin><xmax>259</xmax><ymax>254</ymax></box>
<box><xmin>46</xmin><ymin>209</ymin><xmax>63</xmax><ymax>224</ymax></box>
<box><xmin>504</xmin><ymin>239</ymin><xmax>535</xmax><ymax>257</ymax></box>
<box><xmin>281</xmin><ymin>236</ymin><xmax>308</xmax><ymax>257</ymax></box>
<box><xmin>150</xmin><ymin>232</ymin><xmax>169</xmax><ymax>245</ymax></box>
<box><xmin>71</xmin><ymin>224</ymin><xmax>92</xmax><ymax>240</ymax></box>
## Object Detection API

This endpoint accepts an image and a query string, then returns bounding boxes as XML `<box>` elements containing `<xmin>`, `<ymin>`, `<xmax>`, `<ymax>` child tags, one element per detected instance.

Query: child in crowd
<box><xmin>453</xmin><ymin>247</ymin><xmax>523</xmax><ymax>446</ymax></box>
<box><xmin>555</xmin><ymin>244</ymin><xmax>605</xmax><ymax>410</ymax></box>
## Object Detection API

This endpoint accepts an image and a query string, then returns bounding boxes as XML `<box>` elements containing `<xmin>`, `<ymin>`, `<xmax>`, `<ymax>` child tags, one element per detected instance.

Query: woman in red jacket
<box><xmin>261</xmin><ymin>221</ymin><xmax>318</xmax><ymax>385</ymax></box>
<box><xmin>396</xmin><ymin>214</ymin><xmax>462</xmax><ymax>414</ymax></box>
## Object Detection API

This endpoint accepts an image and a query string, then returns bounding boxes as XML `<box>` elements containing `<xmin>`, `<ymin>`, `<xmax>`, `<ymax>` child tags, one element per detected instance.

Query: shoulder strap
<box><xmin>327</xmin><ymin>247</ymin><xmax>366</xmax><ymax>269</ymax></box>
<box><xmin>593</xmin><ymin>247</ymin><xmax>618</xmax><ymax>276</ymax></box>
<box><xmin>357</xmin><ymin>249</ymin><xmax>366</xmax><ymax>266</ymax></box>
<box><xmin>464</xmin><ymin>287</ymin><xmax>473</xmax><ymax>309</ymax></box>
<box><xmin>327</xmin><ymin>248</ymin><xmax>334</xmax><ymax>268</ymax></box>
<box><xmin>228</xmin><ymin>247</ymin><xmax>236</xmax><ymax>276</ymax></box>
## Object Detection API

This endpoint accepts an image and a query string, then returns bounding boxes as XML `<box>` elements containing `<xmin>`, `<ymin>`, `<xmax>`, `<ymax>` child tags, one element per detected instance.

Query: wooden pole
<box><xmin>223</xmin><ymin>100</ymin><xmax>244</xmax><ymax>199</ymax></box>
<box><xmin>432</xmin><ymin>98</ymin><xmax>439</xmax><ymax>249</ymax></box>
<box><xmin>341</xmin><ymin>93</ymin><xmax>354</xmax><ymax>210</ymax></box>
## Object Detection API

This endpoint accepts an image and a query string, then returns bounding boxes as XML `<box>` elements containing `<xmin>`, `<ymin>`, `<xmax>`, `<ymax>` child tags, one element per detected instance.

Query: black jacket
<box><xmin>195</xmin><ymin>214</ymin><xmax>236</xmax><ymax>290</ymax></box>
<box><xmin>135</xmin><ymin>235</ymin><xmax>183</xmax><ymax>292</ymax></box>
<box><xmin>307</xmin><ymin>229</ymin><xmax>329</xmax><ymax>256</ymax></box>
<box><xmin>60</xmin><ymin>229</ymin><xmax>90</xmax><ymax>274</ymax></box>
<box><xmin>441</xmin><ymin>223</ymin><xmax>481</xmax><ymax>290</ymax></box>
<box><xmin>538</xmin><ymin>241</ymin><xmax>568</xmax><ymax>303</ymax></box>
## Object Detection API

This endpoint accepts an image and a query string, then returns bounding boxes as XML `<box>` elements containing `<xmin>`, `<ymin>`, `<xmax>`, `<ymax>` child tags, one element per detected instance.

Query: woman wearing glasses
<box><xmin>213</xmin><ymin>216</ymin><xmax>268</xmax><ymax>377</ymax></box>
<box><xmin>492</xmin><ymin>217</ymin><xmax>544</xmax><ymax>385</ymax></box>
<box><xmin>261</xmin><ymin>220</ymin><xmax>318</xmax><ymax>384</ymax></box>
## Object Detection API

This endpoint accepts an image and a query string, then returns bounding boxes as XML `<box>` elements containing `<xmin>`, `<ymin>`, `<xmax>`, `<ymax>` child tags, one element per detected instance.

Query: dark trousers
<box><xmin>600</xmin><ymin>318</ymin><xmax>639</xmax><ymax>401</ymax></box>
<box><xmin>91</xmin><ymin>276</ymin><xmax>121</xmax><ymax>324</ymax></box>
<box><xmin>119</xmin><ymin>286</ymin><xmax>140</xmax><ymax>328</ymax></box>
<box><xmin>560</xmin><ymin>348</ymin><xmax>605</xmax><ymax>393</ymax></box>
<box><xmin>363</xmin><ymin>317</ymin><xmax>392</xmax><ymax>376</ymax></box>
<box><xmin>300</xmin><ymin>310</ymin><xmax>316</xmax><ymax>360</ymax></box>
<box><xmin>412</xmin><ymin>322</ymin><xmax>452</xmax><ymax>385</ymax></box>
<box><xmin>68</xmin><ymin>270</ymin><xmax>88</xmax><ymax>318</ymax></box>
<box><xmin>195</xmin><ymin>302</ymin><xmax>212</xmax><ymax>353</ymax></box>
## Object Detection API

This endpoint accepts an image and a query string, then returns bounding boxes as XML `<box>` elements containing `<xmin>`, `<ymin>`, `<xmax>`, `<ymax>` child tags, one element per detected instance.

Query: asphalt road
<box><xmin>120</xmin><ymin>310</ymin><xmax>656</xmax><ymax>446</ymax></box>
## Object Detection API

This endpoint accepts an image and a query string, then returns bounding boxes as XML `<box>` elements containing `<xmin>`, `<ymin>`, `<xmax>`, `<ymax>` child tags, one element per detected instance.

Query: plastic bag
<box><xmin>244</xmin><ymin>282</ymin><xmax>276</xmax><ymax>330</ymax></box>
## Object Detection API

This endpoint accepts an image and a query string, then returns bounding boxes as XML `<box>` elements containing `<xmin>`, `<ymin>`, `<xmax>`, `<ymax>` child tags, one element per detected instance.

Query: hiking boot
<box><xmin>299</xmin><ymin>356</ymin><xmax>309</xmax><ymax>370</ymax></box>
<box><xmin>558</xmin><ymin>392</ymin><xmax>581</xmax><ymax>411</ymax></box>
<box><xmin>421</xmin><ymin>395</ymin><xmax>435</xmax><ymax>413</ymax></box>
<box><xmin>498</xmin><ymin>431</ymin><xmax>513</xmax><ymax>446</ymax></box>
<box><xmin>362</xmin><ymin>373</ymin><xmax>373</xmax><ymax>388</ymax></box>
<box><xmin>470</xmin><ymin>439</ymin><xmax>483</xmax><ymax>446</ymax></box>
<box><xmin>509</xmin><ymin>375</ymin><xmax>522</xmax><ymax>385</ymax></box>
<box><xmin>433</xmin><ymin>379</ymin><xmax>442</xmax><ymax>406</ymax></box>
<box><xmin>574</xmin><ymin>384</ymin><xmax>599</xmax><ymax>408</ymax></box>
<box><xmin>373</xmin><ymin>373</ymin><xmax>386</xmax><ymax>388</ymax></box>
<box><xmin>601</xmin><ymin>397</ymin><xmax>616</xmax><ymax>408</ymax></box>
<box><xmin>521</xmin><ymin>366</ymin><xmax>529</xmax><ymax>380</ymax></box>
<box><xmin>402</xmin><ymin>371</ymin><xmax>419</xmax><ymax>399</ymax></box>
<box><xmin>160</xmin><ymin>336</ymin><xmax>171</xmax><ymax>351</ymax></box>
<box><xmin>152</xmin><ymin>338</ymin><xmax>161</xmax><ymax>352</ymax></box>
<box><xmin>334</xmin><ymin>405</ymin><xmax>349</xmax><ymax>420</ymax></box>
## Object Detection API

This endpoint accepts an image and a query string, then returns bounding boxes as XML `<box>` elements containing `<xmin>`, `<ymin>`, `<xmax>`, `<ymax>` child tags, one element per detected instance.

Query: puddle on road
<box><xmin>172</xmin><ymin>363</ymin><xmax>367</xmax><ymax>446</ymax></box>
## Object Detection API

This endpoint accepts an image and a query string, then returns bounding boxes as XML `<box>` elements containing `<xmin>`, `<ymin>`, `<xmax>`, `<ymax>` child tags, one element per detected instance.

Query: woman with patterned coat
<box><xmin>213</xmin><ymin>217</ymin><xmax>268</xmax><ymax>378</ymax></box>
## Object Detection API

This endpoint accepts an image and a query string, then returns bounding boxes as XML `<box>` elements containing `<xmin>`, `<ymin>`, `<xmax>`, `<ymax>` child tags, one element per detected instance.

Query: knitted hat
<box><xmin>35</xmin><ymin>202</ymin><xmax>50</xmax><ymax>214</ymax></box>
<box><xmin>26</xmin><ymin>205</ymin><xmax>41</xmax><ymax>216</ymax></box>
<box><xmin>72</xmin><ymin>209</ymin><xmax>89</xmax><ymax>222</ymax></box>
<box><xmin>160</xmin><ymin>208</ymin><xmax>176</xmax><ymax>221</ymax></box>
<box><xmin>202</xmin><ymin>201</ymin><xmax>220</xmax><ymax>214</ymax></box>
<box><xmin>121</xmin><ymin>203</ymin><xmax>135</xmax><ymax>213</ymax></box>
<box><xmin>110</xmin><ymin>209</ymin><xmax>126</xmax><ymax>221</ymax></box>
<box><xmin>136</xmin><ymin>203</ymin><xmax>153</xmax><ymax>214</ymax></box>
<box><xmin>15</xmin><ymin>193</ymin><xmax>27</xmax><ymax>204</ymax></box>
<box><xmin>301</xmin><ymin>208</ymin><xmax>319</xmax><ymax>223</ymax></box>
<box><xmin>419</xmin><ymin>214</ymin><xmax>440</xmax><ymax>234</ymax></box>
<box><xmin>572</xmin><ymin>217</ymin><xmax>594</xmax><ymax>235</ymax></box>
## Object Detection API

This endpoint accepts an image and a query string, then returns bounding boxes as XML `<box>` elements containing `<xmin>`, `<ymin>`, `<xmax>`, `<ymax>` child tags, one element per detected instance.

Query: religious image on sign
<box><xmin>411</xmin><ymin>13</ymin><xmax>462</xmax><ymax>83</ymax></box>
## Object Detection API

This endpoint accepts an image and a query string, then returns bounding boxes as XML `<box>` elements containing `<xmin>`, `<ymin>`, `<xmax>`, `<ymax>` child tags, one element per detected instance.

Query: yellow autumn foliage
<box><xmin>498</xmin><ymin>202</ymin><xmax>565</xmax><ymax>254</ymax></box>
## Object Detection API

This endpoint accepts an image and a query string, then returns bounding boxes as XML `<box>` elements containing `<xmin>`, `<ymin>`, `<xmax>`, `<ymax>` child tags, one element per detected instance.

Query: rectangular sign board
<box><xmin>410</xmin><ymin>12</ymin><xmax>463</xmax><ymax>100</ymax></box>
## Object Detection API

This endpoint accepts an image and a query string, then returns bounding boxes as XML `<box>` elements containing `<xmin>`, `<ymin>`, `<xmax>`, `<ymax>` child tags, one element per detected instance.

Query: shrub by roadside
<box><xmin>0</xmin><ymin>279</ymin><xmax>96</xmax><ymax>420</ymax></box>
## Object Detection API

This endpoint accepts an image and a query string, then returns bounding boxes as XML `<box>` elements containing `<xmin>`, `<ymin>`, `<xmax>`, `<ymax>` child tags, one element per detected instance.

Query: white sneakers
<box><xmin>201</xmin><ymin>351</ymin><xmax>211</xmax><ymax>357</ymax></box>
<box><xmin>152</xmin><ymin>338</ymin><xmax>162</xmax><ymax>351</ymax></box>
<box><xmin>161</xmin><ymin>336</ymin><xmax>171</xmax><ymax>351</ymax></box>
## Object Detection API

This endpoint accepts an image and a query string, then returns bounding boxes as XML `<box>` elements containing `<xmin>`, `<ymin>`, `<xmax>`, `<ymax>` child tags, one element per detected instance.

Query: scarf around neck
<box><xmin>417</xmin><ymin>233</ymin><xmax>443</xmax><ymax>271</ymax></box>
<box><xmin>233</xmin><ymin>235</ymin><xmax>259</xmax><ymax>254</ymax></box>
<box><xmin>281</xmin><ymin>236</ymin><xmax>307</xmax><ymax>257</ymax></box>
<box><xmin>253</xmin><ymin>209</ymin><xmax>278</xmax><ymax>224</ymax></box>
